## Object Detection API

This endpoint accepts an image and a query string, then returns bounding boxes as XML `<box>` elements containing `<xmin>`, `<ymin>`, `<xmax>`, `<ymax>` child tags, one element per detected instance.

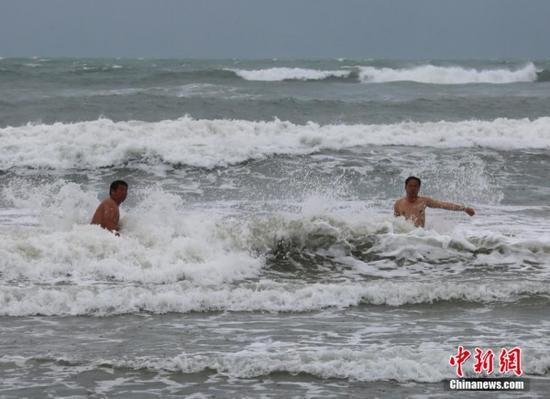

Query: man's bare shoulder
<box><xmin>394</xmin><ymin>197</ymin><xmax>406</xmax><ymax>206</ymax></box>
<box><xmin>100</xmin><ymin>197</ymin><xmax>118</xmax><ymax>209</ymax></box>
<box><xmin>94</xmin><ymin>198</ymin><xmax>119</xmax><ymax>218</ymax></box>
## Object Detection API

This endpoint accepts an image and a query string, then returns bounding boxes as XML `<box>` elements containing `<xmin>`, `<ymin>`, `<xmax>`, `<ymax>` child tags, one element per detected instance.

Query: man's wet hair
<box><xmin>110</xmin><ymin>180</ymin><xmax>128</xmax><ymax>194</ymax></box>
<box><xmin>405</xmin><ymin>176</ymin><xmax>421</xmax><ymax>186</ymax></box>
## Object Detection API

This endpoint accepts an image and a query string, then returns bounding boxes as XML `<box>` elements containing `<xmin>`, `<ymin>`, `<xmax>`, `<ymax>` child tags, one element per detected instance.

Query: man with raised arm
<box><xmin>91</xmin><ymin>180</ymin><xmax>128</xmax><ymax>235</ymax></box>
<box><xmin>394</xmin><ymin>176</ymin><xmax>475</xmax><ymax>228</ymax></box>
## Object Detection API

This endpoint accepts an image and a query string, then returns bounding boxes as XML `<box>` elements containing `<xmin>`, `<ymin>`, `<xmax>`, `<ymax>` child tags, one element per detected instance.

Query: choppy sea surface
<box><xmin>1</xmin><ymin>58</ymin><xmax>550</xmax><ymax>398</ymax></box>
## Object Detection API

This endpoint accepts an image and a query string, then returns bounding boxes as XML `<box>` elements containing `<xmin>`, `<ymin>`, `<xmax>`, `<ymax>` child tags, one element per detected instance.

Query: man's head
<box><xmin>109</xmin><ymin>180</ymin><xmax>128</xmax><ymax>204</ymax></box>
<box><xmin>404</xmin><ymin>176</ymin><xmax>421</xmax><ymax>198</ymax></box>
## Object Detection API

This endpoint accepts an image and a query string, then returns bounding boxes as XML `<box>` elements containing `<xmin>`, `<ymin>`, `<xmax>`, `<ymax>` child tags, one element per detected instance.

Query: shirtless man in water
<box><xmin>394</xmin><ymin>176</ymin><xmax>475</xmax><ymax>228</ymax></box>
<box><xmin>91</xmin><ymin>180</ymin><xmax>128</xmax><ymax>234</ymax></box>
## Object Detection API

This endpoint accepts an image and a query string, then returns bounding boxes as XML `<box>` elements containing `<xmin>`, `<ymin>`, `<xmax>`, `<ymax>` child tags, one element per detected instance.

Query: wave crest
<box><xmin>1</xmin><ymin>280</ymin><xmax>548</xmax><ymax>316</ymax></box>
<box><xmin>358</xmin><ymin>63</ymin><xmax>539</xmax><ymax>84</ymax></box>
<box><xmin>226</xmin><ymin>63</ymin><xmax>541</xmax><ymax>84</ymax></box>
<box><xmin>2</xmin><ymin>116</ymin><xmax>550</xmax><ymax>169</ymax></box>
<box><xmin>227</xmin><ymin>67</ymin><xmax>353</xmax><ymax>81</ymax></box>
<box><xmin>2</xmin><ymin>348</ymin><xmax>548</xmax><ymax>385</ymax></box>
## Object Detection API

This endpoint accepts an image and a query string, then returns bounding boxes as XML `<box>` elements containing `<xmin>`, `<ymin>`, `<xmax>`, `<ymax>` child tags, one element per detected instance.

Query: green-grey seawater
<box><xmin>1</xmin><ymin>58</ymin><xmax>550</xmax><ymax>398</ymax></box>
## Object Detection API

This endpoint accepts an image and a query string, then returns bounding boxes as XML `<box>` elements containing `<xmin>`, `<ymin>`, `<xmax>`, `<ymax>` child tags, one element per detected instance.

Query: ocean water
<box><xmin>1</xmin><ymin>58</ymin><xmax>550</xmax><ymax>398</ymax></box>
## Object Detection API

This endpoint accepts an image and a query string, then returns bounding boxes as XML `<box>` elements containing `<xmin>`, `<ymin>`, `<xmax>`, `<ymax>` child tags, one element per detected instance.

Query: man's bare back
<box><xmin>91</xmin><ymin>180</ymin><xmax>128</xmax><ymax>234</ymax></box>
<box><xmin>91</xmin><ymin>197</ymin><xmax>120</xmax><ymax>232</ymax></box>
<box><xmin>394</xmin><ymin>177</ymin><xmax>475</xmax><ymax>228</ymax></box>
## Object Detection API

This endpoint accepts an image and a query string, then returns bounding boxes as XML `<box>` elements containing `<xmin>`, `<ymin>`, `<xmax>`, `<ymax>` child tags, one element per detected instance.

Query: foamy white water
<box><xmin>1</xmin><ymin>180</ymin><xmax>550</xmax><ymax>316</ymax></box>
<box><xmin>1</xmin><ymin>116</ymin><xmax>550</xmax><ymax>169</ymax></box>
<box><xmin>358</xmin><ymin>63</ymin><xmax>539</xmax><ymax>84</ymax></box>
<box><xmin>227</xmin><ymin>67</ymin><xmax>352</xmax><ymax>81</ymax></box>
<box><xmin>2</xmin><ymin>279</ymin><xmax>549</xmax><ymax>316</ymax></box>
<box><xmin>226</xmin><ymin>63</ymin><xmax>539</xmax><ymax>84</ymax></box>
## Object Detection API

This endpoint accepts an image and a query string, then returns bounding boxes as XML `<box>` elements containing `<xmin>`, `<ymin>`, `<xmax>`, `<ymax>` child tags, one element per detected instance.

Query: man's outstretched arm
<box><xmin>425</xmin><ymin>198</ymin><xmax>475</xmax><ymax>216</ymax></box>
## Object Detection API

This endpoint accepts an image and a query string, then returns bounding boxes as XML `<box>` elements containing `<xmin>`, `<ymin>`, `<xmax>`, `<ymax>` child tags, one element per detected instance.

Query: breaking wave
<box><xmin>2</xmin><ymin>116</ymin><xmax>550</xmax><ymax>169</ymax></box>
<box><xmin>226</xmin><ymin>63</ymin><xmax>542</xmax><ymax>84</ymax></box>
<box><xmin>2</xmin><ymin>280</ymin><xmax>549</xmax><ymax>316</ymax></box>
<box><xmin>2</xmin><ymin>347</ymin><xmax>548</xmax><ymax>382</ymax></box>
<box><xmin>357</xmin><ymin>63</ymin><xmax>539</xmax><ymax>84</ymax></box>
<box><xmin>226</xmin><ymin>67</ymin><xmax>354</xmax><ymax>81</ymax></box>
<box><xmin>1</xmin><ymin>181</ymin><xmax>549</xmax><ymax>316</ymax></box>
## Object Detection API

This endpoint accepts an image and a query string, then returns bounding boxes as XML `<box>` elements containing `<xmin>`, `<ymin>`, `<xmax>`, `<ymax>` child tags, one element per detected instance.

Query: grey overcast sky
<box><xmin>0</xmin><ymin>0</ymin><xmax>549</xmax><ymax>59</ymax></box>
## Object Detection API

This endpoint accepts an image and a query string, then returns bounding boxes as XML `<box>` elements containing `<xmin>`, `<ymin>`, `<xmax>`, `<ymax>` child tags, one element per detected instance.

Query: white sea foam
<box><xmin>0</xmin><ymin>182</ymin><xmax>264</xmax><ymax>287</ymax></box>
<box><xmin>1</xmin><ymin>279</ymin><xmax>548</xmax><ymax>316</ymax></box>
<box><xmin>1</xmin><ymin>116</ymin><xmax>550</xmax><ymax>170</ymax></box>
<box><xmin>107</xmin><ymin>344</ymin><xmax>452</xmax><ymax>382</ymax></box>
<box><xmin>3</xmin><ymin>345</ymin><xmax>547</xmax><ymax>382</ymax></box>
<box><xmin>227</xmin><ymin>67</ymin><xmax>352</xmax><ymax>81</ymax></box>
<box><xmin>227</xmin><ymin>63</ymin><xmax>538</xmax><ymax>84</ymax></box>
<box><xmin>358</xmin><ymin>63</ymin><xmax>538</xmax><ymax>84</ymax></box>
<box><xmin>1</xmin><ymin>179</ymin><xmax>549</xmax><ymax>315</ymax></box>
